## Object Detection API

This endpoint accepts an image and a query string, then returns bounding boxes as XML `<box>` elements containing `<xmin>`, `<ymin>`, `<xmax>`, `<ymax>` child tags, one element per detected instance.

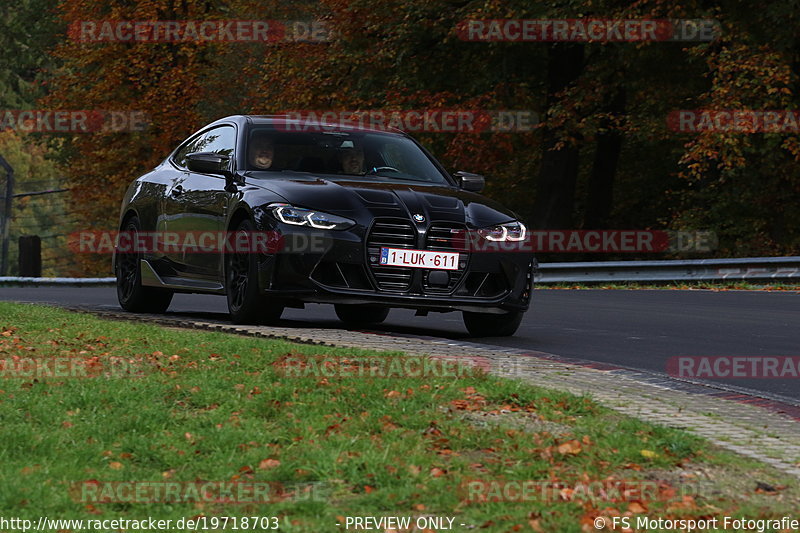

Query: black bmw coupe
<box><xmin>114</xmin><ymin>115</ymin><xmax>534</xmax><ymax>336</ymax></box>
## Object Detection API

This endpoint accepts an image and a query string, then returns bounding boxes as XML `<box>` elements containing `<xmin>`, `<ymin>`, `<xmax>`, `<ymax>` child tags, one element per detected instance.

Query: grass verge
<box><xmin>0</xmin><ymin>302</ymin><xmax>797</xmax><ymax>532</ymax></box>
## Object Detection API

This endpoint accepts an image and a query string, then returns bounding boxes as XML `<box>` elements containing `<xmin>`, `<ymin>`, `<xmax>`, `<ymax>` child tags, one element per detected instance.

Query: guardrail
<box><xmin>0</xmin><ymin>277</ymin><xmax>115</xmax><ymax>285</ymax></box>
<box><xmin>1</xmin><ymin>257</ymin><xmax>799</xmax><ymax>286</ymax></box>
<box><xmin>535</xmin><ymin>256</ymin><xmax>800</xmax><ymax>283</ymax></box>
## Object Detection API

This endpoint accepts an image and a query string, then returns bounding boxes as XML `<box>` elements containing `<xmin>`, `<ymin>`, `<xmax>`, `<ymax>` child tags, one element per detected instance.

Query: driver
<box><xmin>339</xmin><ymin>145</ymin><xmax>365</xmax><ymax>175</ymax></box>
<box><xmin>249</xmin><ymin>137</ymin><xmax>275</xmax><ymax>169</ymax></box>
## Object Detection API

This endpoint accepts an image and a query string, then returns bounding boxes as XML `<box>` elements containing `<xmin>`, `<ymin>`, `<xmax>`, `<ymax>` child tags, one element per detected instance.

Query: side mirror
<box><xmin>186</xmin><ymin>152</ymin><xmax>239</xmax><ymax>192</ymax></box>
<box><xmin>186</xmin><ymin>152</ymin><xmax>230</xmax><ymax>175</ymax></box>
<box><xmin>454</xmin><ymin>171</ymin><xmax>485</xmax><ymax>192</ymax></box>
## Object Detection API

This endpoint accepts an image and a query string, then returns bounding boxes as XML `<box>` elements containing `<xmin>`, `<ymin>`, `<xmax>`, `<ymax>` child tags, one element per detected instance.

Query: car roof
<box><xmin>204</xmin><ymin>114</ymin><xmax>407</xmax><ymax>136</ymax></box>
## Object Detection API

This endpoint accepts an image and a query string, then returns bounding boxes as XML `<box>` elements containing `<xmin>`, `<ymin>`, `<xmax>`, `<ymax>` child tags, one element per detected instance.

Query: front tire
<box><xmin>334</xmin><ymin>304</ymin><xmax>390</xmax><ymax>326</ymax></box>
<box><xmin>462</xmin><ymin>310</ymin><xmax>524</xmax><ymax>337</ymax></box>
<box><xmin>226</xmin><ymin>219</ymin><xmax>283</xmax><ymax>325</ymax></box>
<box><xmin>115</xmin><ymin>216</ymin><xmax>173</xmax><ymax>313</ymax></box>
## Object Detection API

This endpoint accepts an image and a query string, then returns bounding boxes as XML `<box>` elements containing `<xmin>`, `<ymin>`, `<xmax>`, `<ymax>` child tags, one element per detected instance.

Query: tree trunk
<box><xmin>584</xmin><ymin>85</ymin><xmax>625</xmax><ymax>229</ymax></box>
<box><xmin>532</xmin><ymin>43</ymin><xmax>585</xmax><ymax>230</ymax></box>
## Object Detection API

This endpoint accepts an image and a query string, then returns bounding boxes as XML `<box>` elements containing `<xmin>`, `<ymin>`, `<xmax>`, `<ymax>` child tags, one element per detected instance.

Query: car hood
<box><xmin>243</xmin><ymin>173</ymin><xmax>519</xmax><ymax>228</ymax></box>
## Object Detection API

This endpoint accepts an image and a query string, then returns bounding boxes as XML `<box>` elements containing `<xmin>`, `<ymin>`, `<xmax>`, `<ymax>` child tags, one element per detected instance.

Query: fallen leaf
<box><xmin>430</xmin><ymin>467</ymin><xmax>446</xmax><ymax>477</ymax></box>
<box><xmin>258</xmin><ymin>458</ymin><xmax>281</xmax><ymax>470</ymax></box>
<box><xmin>557</xmin><ymin>440</ymin><xmax>582</xmax><ymax>455</ymax></box>
<box><xmin>528</xmin><ymin>519</ymin><xmax>544</xmax><ymax>532</ymax></box>
<box><xmin>640</xmin><ymin>449</ymin><xmax>659</xmax><ymax>459</ymax></box>
<box><xmin>628</xmin><ymin>502</ymin><xmax>647</xmax><ymax>513</ymax></box>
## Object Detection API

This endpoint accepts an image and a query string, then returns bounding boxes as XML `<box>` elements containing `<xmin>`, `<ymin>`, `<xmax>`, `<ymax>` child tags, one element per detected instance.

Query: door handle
<box><xmin>170</xmin><ymin>185</ymin><xmax>184</xmax><ymax>197</ymax></box>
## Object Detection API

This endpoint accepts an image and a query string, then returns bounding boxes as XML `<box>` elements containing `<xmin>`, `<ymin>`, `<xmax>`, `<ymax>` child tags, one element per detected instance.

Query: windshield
<box><xmin>244</xmin><ymin>126</ymin><xmax>450</xmax><ymax>184</ymax></box>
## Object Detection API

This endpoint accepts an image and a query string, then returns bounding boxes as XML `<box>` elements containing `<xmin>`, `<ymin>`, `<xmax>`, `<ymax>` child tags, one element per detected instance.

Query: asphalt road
<box><xmin>1</xmin><ymin>287</ymin><xmax>798</xmax><ymax>402</ymax></box>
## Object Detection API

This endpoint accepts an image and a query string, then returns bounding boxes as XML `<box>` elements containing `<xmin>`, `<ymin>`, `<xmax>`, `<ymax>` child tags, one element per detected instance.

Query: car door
<box><xmin>162</xmin><ymin>131</ymin><xmax>204</xmax><ymax>270</ymax></box>
<box><xmin>165</xmin><ymin>125</ymin><xmax>237</xmax><ymax>280</ymax></box>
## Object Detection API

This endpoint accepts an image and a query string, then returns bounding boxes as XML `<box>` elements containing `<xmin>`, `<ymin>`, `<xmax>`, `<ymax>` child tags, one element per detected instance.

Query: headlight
<box><xmin>477</xmin><ymin>221</ymin><xmax>526</xmax><ymax>241</ymax></box>
<box><xmin>268</xmin><ymin>203</ymin><xmax>355</xmax><ymax>230</ymax></box>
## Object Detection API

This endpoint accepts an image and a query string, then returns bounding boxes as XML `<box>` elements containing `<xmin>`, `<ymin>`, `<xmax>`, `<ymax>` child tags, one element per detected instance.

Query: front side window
<box><xmin>172</xmin><ymin>132</ymin><xmax>206</xmax><ymax>168</ymax></box>
<box><xmin>200</xmin><ymin>126</ymin><xmax>236</xmax><ymax>168</ymax></box>
<box><xmin>172</xmin><ymin>125</ymin><xmax>236</xmax><ymax>169</ymax></box>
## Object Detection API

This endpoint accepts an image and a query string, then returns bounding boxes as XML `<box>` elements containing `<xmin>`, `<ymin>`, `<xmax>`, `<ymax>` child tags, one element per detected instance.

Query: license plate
<box><xmin>379</xmin><ymin>247</ymin><xmax>459</xmax><ymax>270</ymax></box>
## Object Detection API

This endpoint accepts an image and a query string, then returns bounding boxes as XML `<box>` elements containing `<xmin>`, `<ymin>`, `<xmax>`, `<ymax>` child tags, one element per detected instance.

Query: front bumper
<box><xmin>256</xmin><ymin>222</ymin><xmax>535</xmax><ymax>314</ymax></box>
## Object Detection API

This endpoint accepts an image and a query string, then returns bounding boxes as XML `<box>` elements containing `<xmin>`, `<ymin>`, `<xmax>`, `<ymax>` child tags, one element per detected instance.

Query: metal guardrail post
<box><xmin>0</xmin><ymin>154</ymin><xmax>14</xmax><ymax>276</ymax></box>
<box><xmin>18</xmin><ymin>235</ymin><xmax>42</xmax><ymax>277</ymax></box>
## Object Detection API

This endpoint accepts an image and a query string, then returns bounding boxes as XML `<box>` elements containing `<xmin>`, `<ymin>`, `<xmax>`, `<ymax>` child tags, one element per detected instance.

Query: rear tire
<box><xmin>226</xmin><ymin>219</ymin><xmax>283</xmax><ymax>325</ymax></box>
<box><xmin>334</xmin><ymin>304</ymin><xmax>390</xmax><ymax>326</ymax></box>
<box><xmin>115</xmin><ymin>216</ymin><xmax>173</xmax><ymax>313</ymax></box>
<box><xmin>462</xmin><ymin>310</ymin><xmax>524</xmax><ymax>337</ymax></box>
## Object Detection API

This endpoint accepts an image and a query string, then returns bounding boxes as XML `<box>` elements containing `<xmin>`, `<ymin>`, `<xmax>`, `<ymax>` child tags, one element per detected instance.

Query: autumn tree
<box><xmin>38</xmin><ymin>0</ymin><xmax>800</xmax><ymax>275</ymax></box>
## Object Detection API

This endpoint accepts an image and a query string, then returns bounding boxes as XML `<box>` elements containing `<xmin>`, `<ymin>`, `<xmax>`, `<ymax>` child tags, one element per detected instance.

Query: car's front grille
<box><xmin>423</xmin><ymin>223</ymin><xmax>468</xmax><ymax>293</ymax></box>
<box><xmin>425</xmin><ymin>224</ymin><xmax>461</xmax><ymax>250</ymax></box>
<box><xmin>366</xmin><ymin>219</ymin><xmax>471</xmax><ymax>294</ymax></box>
<box><xmin>366</xmin><ymin>219</ymin><xmax>416</xmax><ymax>291</ymax></box>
